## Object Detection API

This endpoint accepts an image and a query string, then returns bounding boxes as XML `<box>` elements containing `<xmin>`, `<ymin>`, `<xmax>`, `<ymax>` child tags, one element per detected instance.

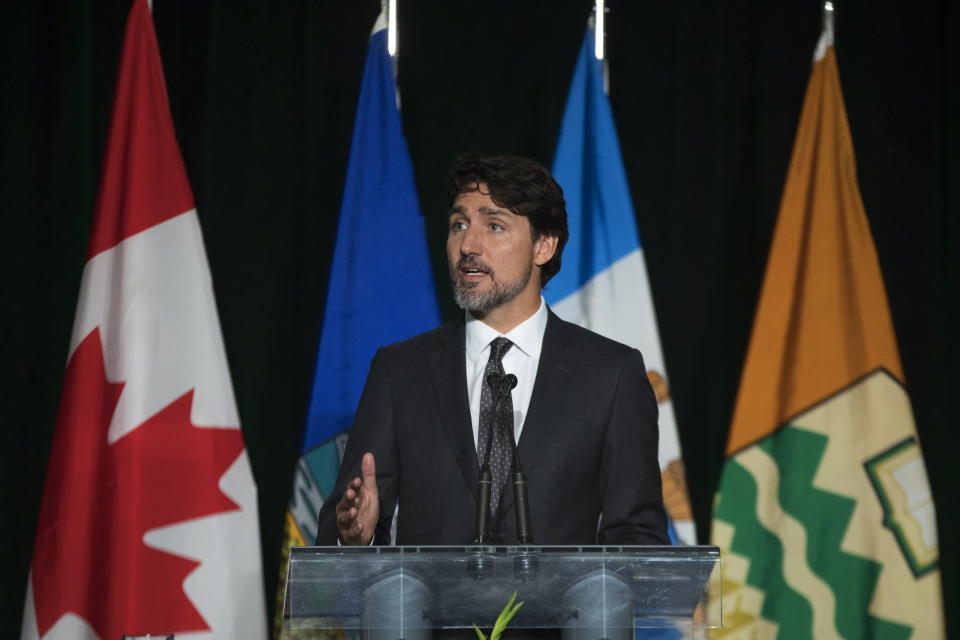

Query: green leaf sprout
<box><xmin>473</xmin><ymin>592</ymin><xmax>524</xmax><ymax>640</ymax></box>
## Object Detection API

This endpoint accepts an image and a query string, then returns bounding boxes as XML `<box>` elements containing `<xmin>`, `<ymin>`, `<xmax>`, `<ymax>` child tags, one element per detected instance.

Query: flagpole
<box><xmin>593</xmin><ymin>0</ymin><xmax>609</xmax><ymax>95</ymax></box>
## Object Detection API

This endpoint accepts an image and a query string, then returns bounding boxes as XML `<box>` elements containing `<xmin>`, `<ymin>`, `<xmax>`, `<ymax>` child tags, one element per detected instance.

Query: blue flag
<box><xmin>547</xmin><ymin>27</ymin><xmax>695</xmax><ymax>546</ymax></box>
<box><xmin>284</xmin><ymin>17</ymin><xmax>440</xmax><ymax>549</ymax></box>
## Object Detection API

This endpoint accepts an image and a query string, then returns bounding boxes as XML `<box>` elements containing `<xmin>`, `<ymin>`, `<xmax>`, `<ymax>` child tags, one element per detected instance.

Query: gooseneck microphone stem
<box><xmin>473</xmin><ymin>468</ymin><xmax>492</xmax><ymax>544</ymax></box>
<box><xmin>500</xmin><ymin>374</ymin><xmax>532</xmax><ymax>544</ymax></box>
<box><xmin>512</xmin><ymin>468</ymin><xmax>532</xmax><ymax>544</ymax></box>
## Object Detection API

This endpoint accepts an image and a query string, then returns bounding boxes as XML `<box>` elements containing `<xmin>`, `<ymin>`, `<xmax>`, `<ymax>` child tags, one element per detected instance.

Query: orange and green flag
<box><xmin>710</xmin><ymin>21</ymin><xmax>944</xmax><ymax>640</ymax></box>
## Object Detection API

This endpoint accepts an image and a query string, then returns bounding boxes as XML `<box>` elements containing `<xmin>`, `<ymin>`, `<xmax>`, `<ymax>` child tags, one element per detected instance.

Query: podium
<box><xmin>282</xmin><ymin>546</ymin><xmax>721</xmax><ymax>639</ymax></box>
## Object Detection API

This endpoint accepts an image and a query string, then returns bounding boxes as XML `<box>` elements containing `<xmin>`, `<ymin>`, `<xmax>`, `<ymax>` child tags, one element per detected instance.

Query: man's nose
<box><xmin>459</xmin><ymin>225</ymin><xmax>482</xmax><ymax>256</ymax></box>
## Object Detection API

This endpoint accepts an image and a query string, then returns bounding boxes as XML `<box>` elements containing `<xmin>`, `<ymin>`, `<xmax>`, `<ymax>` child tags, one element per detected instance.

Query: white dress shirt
<box><xmin>464</xmin><ymin>297</ymin><xmax>549</xmax><ymax>448</ymax></box>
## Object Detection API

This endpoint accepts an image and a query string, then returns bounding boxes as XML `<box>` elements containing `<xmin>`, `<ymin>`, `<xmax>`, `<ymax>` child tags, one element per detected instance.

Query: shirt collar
<box><xmin>465</xmin><ymin>297</ymin><xmax>548</xmax><ymax>363</ymax></box>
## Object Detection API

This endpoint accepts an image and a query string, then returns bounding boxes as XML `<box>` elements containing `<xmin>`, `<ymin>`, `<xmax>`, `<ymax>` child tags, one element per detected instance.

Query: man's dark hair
<box><xmin>447</xmin><ymin>152</ymin><xmax>569</xmax><ymax>287</ymax></box>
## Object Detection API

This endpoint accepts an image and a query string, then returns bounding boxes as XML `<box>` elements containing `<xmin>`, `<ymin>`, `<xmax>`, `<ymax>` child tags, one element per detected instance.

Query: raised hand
<box><xmin>335</xmin><ymin>452</ymin><xmax>380</xmax><ymax>545</ymax></box>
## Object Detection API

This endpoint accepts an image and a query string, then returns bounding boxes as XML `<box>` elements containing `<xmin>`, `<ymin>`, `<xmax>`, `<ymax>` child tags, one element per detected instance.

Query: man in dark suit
<box><xmin>315</xmin><ymin>153</ymin><xmax>668</xmax><ymax>547</ymax></box>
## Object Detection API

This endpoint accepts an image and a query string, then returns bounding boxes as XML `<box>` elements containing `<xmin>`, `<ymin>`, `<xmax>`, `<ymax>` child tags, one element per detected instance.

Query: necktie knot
<box><xmin>489</xmin><ymin>337</ymin><xmax>513</xmax><ymax>364</ymax></box>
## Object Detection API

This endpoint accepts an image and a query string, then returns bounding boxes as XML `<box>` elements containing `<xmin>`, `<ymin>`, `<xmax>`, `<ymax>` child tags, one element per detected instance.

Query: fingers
<box><xmin>336</xmin><ymin>482</ymin><xmax>365</xmax><ymax>543</ymax></box>
<box><xmin>336</xmin><ymin>512</ymin><xmax>365</xmax><ymax>544</ymax></box>
<box><xmin>336</xmin><ymin>508</ymin><xmax>363</xmax><ymax>532</ymax></box>
<box><xmin>361</xmin><ymin>452</ymin><xmax>377</xmax><ymax>494</ymax></box>
<box><xmin>336</xmin><ymin>478</ymin><xmax>362</xmax><ymax>511</ymax></box>
<box><xmin>336</xmin><ymin>509</ymin><xmax>353</xmax><ymax>530</ymax></box>
<box><xmin>336</xmin><ymin>454</ymin><xmax>379</xmax><ymax>545</ymax></box>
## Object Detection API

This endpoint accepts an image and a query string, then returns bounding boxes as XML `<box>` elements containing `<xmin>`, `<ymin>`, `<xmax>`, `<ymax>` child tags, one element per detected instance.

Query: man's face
<box><xmin>446</xmin><ymin>187</ymin><xmax>541</xmax><ymax>313</ymax></box>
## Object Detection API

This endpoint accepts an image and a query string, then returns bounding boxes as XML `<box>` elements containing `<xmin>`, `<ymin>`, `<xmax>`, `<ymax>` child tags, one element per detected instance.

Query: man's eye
<box><xmin>451</xmin><ymin>221</ymin><xmax>467</xmax><ymax>231</ymax></box>
<box><xmin>489</xmin><ymin>223</ymin><xmax>503</xmax><ymax>232</ymax></box>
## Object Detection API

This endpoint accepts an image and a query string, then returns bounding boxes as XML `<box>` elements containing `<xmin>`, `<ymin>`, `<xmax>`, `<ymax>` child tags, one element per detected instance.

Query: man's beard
<box><xmin>450</xmin><ymin>256</ymin><xmax>532</xmax><ymax>313</ymax></box>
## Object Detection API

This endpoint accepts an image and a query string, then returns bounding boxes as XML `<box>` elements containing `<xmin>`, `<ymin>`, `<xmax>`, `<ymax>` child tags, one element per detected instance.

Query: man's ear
<box><xmin>533</xmin><ymin>234</ymin><xmax>558</xmax><ymax>267</ymax></box>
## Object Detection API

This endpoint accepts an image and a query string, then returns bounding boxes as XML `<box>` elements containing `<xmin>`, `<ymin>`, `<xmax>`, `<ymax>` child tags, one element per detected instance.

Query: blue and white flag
<box><xmin>282</xmin><ymin>12</ymin><xmax>440</xmax><ymax>553</ymax></box>
<box><xmin>547</xmin><ymin>26</ymin><xmax>695</xmax><ymax>545</ymax></box>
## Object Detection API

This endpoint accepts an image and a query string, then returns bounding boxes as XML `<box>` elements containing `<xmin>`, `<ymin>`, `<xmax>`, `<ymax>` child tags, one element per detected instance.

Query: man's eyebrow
<box><xmin>447</xmin><ymin>205</ymin><xmax>509</xmax><ymax>216</ymax></box>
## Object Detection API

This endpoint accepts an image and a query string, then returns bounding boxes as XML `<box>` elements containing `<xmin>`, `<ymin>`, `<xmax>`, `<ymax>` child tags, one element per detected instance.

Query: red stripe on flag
<box><xmin>87</xmin><ymin>0</ymin><xmax>194</xmax><ymax>260</ymax></box>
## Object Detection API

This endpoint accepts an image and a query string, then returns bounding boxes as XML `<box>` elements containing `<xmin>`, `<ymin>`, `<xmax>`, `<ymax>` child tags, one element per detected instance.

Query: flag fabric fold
<box><xmin>547</xmin><ymin>26</ymin><xmax>695</xmax><ymax>544</ymax></box>
<box><xmin>275</xmin><ymin>13</ymin><xmax>440</xmax><ymax>635</ymax></box>
<box><xmin>22</xmin><ymin>1</ymin><xmax>267</xmax><ymax>639</ymax></box>
<box><xmin>710</xmin><ymin>27</ymin><xmax>944</xmax><ymax>638</ymax></box>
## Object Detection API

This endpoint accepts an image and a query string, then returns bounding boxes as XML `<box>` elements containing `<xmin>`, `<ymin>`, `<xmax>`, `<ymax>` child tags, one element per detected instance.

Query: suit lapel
<box><xmin>499</xmin><ymin>310</ymin><xmax>575</xmax><ymax>517</ymax></box>
<box><xmin>428</xmin><ymin>319</ymin><xmax>479</xmax><ymax>499</ymax></box>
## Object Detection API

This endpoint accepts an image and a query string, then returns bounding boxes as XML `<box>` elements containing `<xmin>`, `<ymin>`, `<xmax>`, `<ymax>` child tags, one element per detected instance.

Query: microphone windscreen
<box><xmin>505</xmin><ymin>373</ymin><xmax>518</xmax><ymax>389</ymax></box>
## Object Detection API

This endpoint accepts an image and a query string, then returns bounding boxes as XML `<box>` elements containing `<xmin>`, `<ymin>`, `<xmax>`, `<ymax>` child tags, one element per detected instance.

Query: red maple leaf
<box><xmin>32</xmin><ymin>328</ymin><xmax>246</xmax><ymax>639</ymax></box>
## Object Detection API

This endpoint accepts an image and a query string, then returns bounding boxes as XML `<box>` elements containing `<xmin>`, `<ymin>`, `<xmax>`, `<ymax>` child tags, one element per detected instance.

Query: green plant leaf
<box><xmin>473</xmin><ymin>592</ymin><xmax>524</xmax><ymax>640</ymax></box>
<box><xmin>472</xmin><ymin>623</ymin><xmax>488</xmax><ymax>640</ymax></box>
<box><xmin>490</xmin><ymin>592</ymin><xmax>524</xmax><ymax>640</ymax></box>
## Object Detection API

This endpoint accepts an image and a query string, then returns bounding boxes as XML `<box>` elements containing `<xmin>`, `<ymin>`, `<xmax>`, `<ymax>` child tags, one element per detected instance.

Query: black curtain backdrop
<box><xmin>3</xmin><ymin>0</ymin><xmax>957</xmax><ymax>634</ymax></box>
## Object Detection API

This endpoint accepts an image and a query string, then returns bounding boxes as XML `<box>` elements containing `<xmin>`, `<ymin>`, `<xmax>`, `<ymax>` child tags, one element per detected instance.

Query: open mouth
<box><xmin>458</xmin><ymin>259</ymin><xmax>493</xmax><ymax>281</ymax></box>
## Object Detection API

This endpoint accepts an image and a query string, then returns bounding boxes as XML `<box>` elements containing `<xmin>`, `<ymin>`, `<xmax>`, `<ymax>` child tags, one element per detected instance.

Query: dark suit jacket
<box><xmin>315</xmin><ymin>309</ymin><xmax>669</xmax><ymax>546</ymax></box>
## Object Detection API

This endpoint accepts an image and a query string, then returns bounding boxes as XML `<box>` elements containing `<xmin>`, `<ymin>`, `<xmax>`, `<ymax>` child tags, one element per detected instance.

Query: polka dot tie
<box><xmin>476</xmin><ymin>337</ymin><xmax>514</xmax><ymax>521</ymax></box>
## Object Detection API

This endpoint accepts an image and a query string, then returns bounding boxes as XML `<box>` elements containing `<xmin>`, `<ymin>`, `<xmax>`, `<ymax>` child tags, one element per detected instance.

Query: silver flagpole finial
<box><xmin>814</xmin><ymin>0</ymin><xmax>835</xmax><ymax>61</ymax></box>
<box><xmin>593</xmin><ymin>0</ymin><xmax>605</xmax><ymax>61</ymax></box>
<box><xmin>380</xmin><ymin>0</ymin><xmax>398</xmax><ymax>59</ymax></box>
<box><xmin>388</xmin><ymin>0</ymin><xmax>398</xmax><ymax>58</ymax></box>
<box><xmin>593</xmin><ymin>0</ymin><xmax>609</xmax><ymax>94</ymax></box>
<box><xmin>379</xmin><ymin>0</ymin><xmax>400</xmax><ymax>106</ymax></box>
<box><xmin>823</xmin><ymin>1</ymin><xmax>835</xmax><ymax>43</ymax></box>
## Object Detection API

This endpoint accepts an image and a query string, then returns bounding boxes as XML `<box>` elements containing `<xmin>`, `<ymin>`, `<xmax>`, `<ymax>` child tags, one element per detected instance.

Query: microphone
<box><xmin>499</xmin><ymin>374</ymin><xmax>533</xmax><ymax>544</ymax></box>
<box><xmin>473</xmin><ymin>372</ymin><xmax>512</xmax><ymax>544</ymax></box>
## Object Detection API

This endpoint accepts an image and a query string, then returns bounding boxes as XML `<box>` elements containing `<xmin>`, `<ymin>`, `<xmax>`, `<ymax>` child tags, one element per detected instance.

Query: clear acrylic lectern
<box><xmin>282</xmin><ymin>546</ymin><xmax>721</xmax><ymax>639</ymax></box>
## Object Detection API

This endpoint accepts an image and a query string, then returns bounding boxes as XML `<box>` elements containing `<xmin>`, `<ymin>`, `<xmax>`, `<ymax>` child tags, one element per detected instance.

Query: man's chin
<box><xmin>452</xmin><ymin>285</ymin><xmax>496</xmax><ymax>313</ymax></box>
<box><xmin>451</xmin><ymin>274</ymin><xmax>527</xmax><ymax>313</ymax></box>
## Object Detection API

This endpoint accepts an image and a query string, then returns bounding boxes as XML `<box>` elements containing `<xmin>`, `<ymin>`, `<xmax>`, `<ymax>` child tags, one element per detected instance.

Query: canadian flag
<box><xmin>20</xmin><ymin>1</ymin><xmax>267</xmax><ymax>639</ymax></box>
